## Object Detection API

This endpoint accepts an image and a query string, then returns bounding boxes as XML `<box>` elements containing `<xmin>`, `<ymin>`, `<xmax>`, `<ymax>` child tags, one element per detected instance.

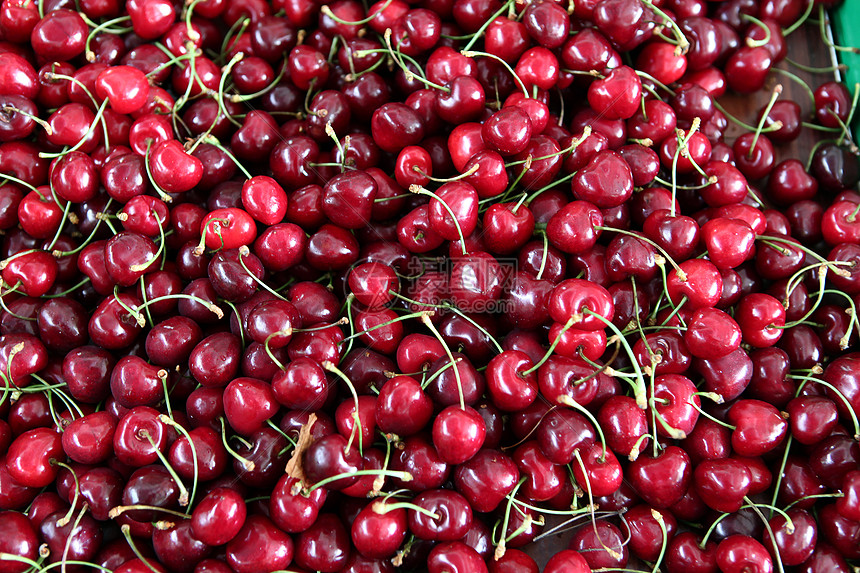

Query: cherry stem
<box><xmin>146</xmin><ymin>46</ymin><xmax>196</xmax><ymax>81</ymax></box>
<box><xmin>558</xmin><ymin>394</ymin><xmax>609</xmax><ymax>461</ymax></box>
<box><xmin>583</xmin><ymin>309</ymin><xmax>648</xmax><ymax>409</ymax></box>
<box><xmin>420</xmin><ymin>311</ymin><xmax>465</xmax><ymax>410</ymax></box>
<box><xmin>263</xmin><ymin>331</ymin><xmax>289</xmax><ymax>370</ymax></box>
<box><xmin>130</xmin><ymin>217</ymin><xmax>166</xmax><ymax>274</ymax></box>
<box><xmin>340</xmin><ymin>310</ymin><xmax>426</xmax><ymax>344</ymax></box>
<box><xmin>143</xmin><ymin>140</ymin><xmax>175</xmax><ymax>203</ymax></box>
<box><xmin>641</xmin><ymin>0</ymin><xmax>689</xmax><ymax>54</ymax></box>
<box><xmin>266</xmin><ymin>418</ymin><xmax>297</xmax><ymax>448</ymax></box>
<box><xmin>769</xmin><ymin>432</ymin><xmax>792</xmax><ymax>516</ymax></box>
<box><xmin>508</xmin><ymin>496</ymin><xmax>595</xmax><ymax>517</ymax></box>
<box><xmin>785</xmin><ymin>492</ymin><xmax>844</xmax><ymax>511</ymax></box>
<box><xmin>222</xmin><ymin>300</ymin><xmax>245</xmax><ymax>348</ymax></box>
<box><xmin>204</xmin><ymin>136</ymin><xmax>253</xmax><ymax>178</ymax></box>
<box><xmin>0</xmin><ymin>291</ymin><xmax>32</xmax><ymax>322</ymax></box>
<box><xmin>461</xmin><ymin>0</ymin><xmax>515</xmax><ymax>52</ymax></box>
<box><xmin>533</xmin><ymin>231</ymin><xmax>550</xmax><ymax>281</ymax></box>
<box><xmin>217</xmin><ymin>53</ymin><xmax>246</xmax><ymax>128</ymax></box>
<box><xmin>108</xmin><ymin>505</ymin><xmax>190</xmax><ymax>520</ymax></box>
<box><xmin>806</xmin><ymin>138</ymin><xmax>839</xmax><ymax>171</ymax></box>
<box><xmin>39</xmin><ymin>99</ymin><xmax>109</xmax><ymax>160</ymax></box>
<box><xmin>321</xmin><ymin>0</ymin><xmax>393</xmax><ymax>25</ymax></box>
<box><xmin>236</xmin><ymin>245</ymin><xmax>287</xmax><ymax>299</ymax></box>
<box><xmin>383</xmin><ymin>291</ymin><xmax>503</xmax><ymax>354</ymax></box>
<box><xmin>790</xmin><ymin>372</ymin><xmax>860</xmax><ymax>439</ymax></box>
<box><xmin>323</xmin><ymin>360</ymin><xmax>364</xmax><ymax>455</ymax></box>
<box><xmin>498</xmin><ymin>155</ymin><xmax>531</xmax><ymax>202</ymax></box>
<box><xmin>783</xmin><ymin>0</ymin><xmax>815</xmax><ymax>36</ymax></box>
<box><xmin>58</xmin><ymin>502</ymin><xmax>89</xmax><ymax>573</ymax></box>
<box><xmin>183</xmin><ymin>0</ymin><xmax>204</xmax><ymax>39</ymax></box>
<box><xmin>195</xmin><ymin>217</ymin><xmax>229</xmax><ymax>254</ymax></box>
<box><xmin>219</xmin><ymin>16</ymin><xmax>250</xmax><ymax>62</ymax></box>
<box><xmin>742</xmin><ymin>14</ymin><xmax>772</xmax><ymax>48</ymax></box>
<box><xmin>771</xmin><ymin>68</ymin><xmax>816</xmax><ymax>108</ymax></box>
<box><xmin>51</xmin><ymin>461</ymin><xmax>80</xmax><ymax>527</ymax></box>
<box><xmin>83</xmin><ymin>14</ymin><xmax>132</xmax><ymax>61</ymax></box>
<box><xmin>0</xmin><ymin>105</ymin><xmax>52</xmax><ymax>135</ymax></box>
<box><xmin>573</xmin><ymin>449</ymin><xmax>624</xmax><ymax>561</ymax></box>
<box><xmin>218</xmin><ymin>417</ymin><xmax>256</xmax><ymax>472</ymax></box>
<box><xmin>494</xmin><ymin>476</ymin><xmax>527</xmax><ymax>560</ymax></box>
<box><xmin>410</xmin><ymin>185</ymin><xmax>468</xmax><ymax>255</ymax></box>
<box><xmin>120</xmin><ymin>524</ymin><xmax>164</xmax><ymax>573</ymax></box>
<box><xmin>689</xmin><ymin>401</ymin><xmax>736</xmax><ymax>430</ymax></box>
<box><xmin>651</xmin><ymin>405</ymin><xmax>688</xmax><ymax>440</ymax></box>
<box><xmin>230</xmin><ymin>63</ymin><xmax>288</xmax><ymax>103</ymax></box>
<box><xmin>749</xmin><ymin>84</ymin><xmax>784</xmax><ymax>158</ymax></box>
<box><xmin>171</xmin><ymin>45</ymin><xmax>202</xmax><ymax>134</ymax></box>
<box><xmin>522</xmin><ymin>170</ymin><xmax>577</xmax><ymax>205</ymax></box>
<box><xmin>836</xmin><ymin>83</ymin><xmax>860</xmax><ymax>147</ymax></box>
<box><xmin>53</xmin><ymin>202</ymin><xmax>114</xmax><ymax>258</ymax></box>
<box><xmin>373</xmin><ymin>500</ymin><xmax>439</xmax><ymax>520</ymax></box>
<box><xmin>634</xmin><ymin>70</ymin><xmax>676</xmax><ymax>97</ymax></box>
<box><xmin>778</xmin><ymin>261</ymin><xmax>835</xmax><ymax>329</ymax></box>
<box><xmin>414</xmin><ymin>163</ymin><xmax>480</xmax><ymax>183</ymax></box>
<box><xmin>0</xmin><ymin>172</ymin><xmax>38</xmax><ymax>193</ymax></box>
<box><xmin>649</xmin><ymin>509</ymin><xmax>669</xmax><ymax>573</ymax></box>
<box><xmin>461</xmin><ymin>49</ymin><xmax>529</xmax><ymax>97</ymax></box>
<box><xmin>785</xmin><ymin>57</ymin><xmax>847</xmax><ymax>74</ymax></box>
<box><xmin>420</xmin><ymin>356</ymin><xmax>463</xmax><ymax>390</ymax></box>
<box><xmin>520</xmin><ymin>316</ymin><xmax>578</xmax><ymax>376</ymax></box>
<box><xmin>532</xmin><ymin>510</ymin><xmax>617</xmax><ymax>542</ymax></box>
<box><xmin>596</xmin><ymin>226</ymin><xmax>682</xmax><ymax>275</ymax></box>
<box><xmin>744</xmin><ymin>497</ymin><xmax>789</xmax><ymax>573</ymax></box>
<box><xmin>159</xmin><ymin>415</ymin><xmax>198</xmax><ymax>508</ymax></box>
<box><xmin>381</xmin><ymin>30</ymin><xmax>449</xmax><ymax>93</ymax></box>
<box><xmin>304</xmin><ymin>469</ymin><xmax>412</xmax><ymax>495</ymax></box>
<box><xmin>819</xmin><ymin>4</ymin><xmax>860</xmax><ymax>53</ymax></box>
<box><xmin>821</xmin><ymin>289</ymin><xmax>860</xmax><ymax>348</ymax></box>
<box><xmin>758</xmin><ymin>234</ymin><xmax>831</xmax><ymax>264</ymax></box>
<box><xmin>139</xmin><ymin>429</ymin><xmax>189</xmax><ymax>506</ymax></box>
<box><xmin>134</xmin><ymin>293</ymin><xmax>224</xmax><ymax>325</ymax></box>
<box><xmin>509</xmin><ymin>127</ymin><xmax>594</xmax><ymax>170</ymax></box>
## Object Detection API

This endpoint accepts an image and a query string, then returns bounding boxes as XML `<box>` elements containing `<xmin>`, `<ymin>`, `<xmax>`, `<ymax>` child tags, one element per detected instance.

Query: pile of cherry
<box><xmin>2</xmin><ymin>0</ymin><xmax>860</xmax><ymax>570</ymax></box>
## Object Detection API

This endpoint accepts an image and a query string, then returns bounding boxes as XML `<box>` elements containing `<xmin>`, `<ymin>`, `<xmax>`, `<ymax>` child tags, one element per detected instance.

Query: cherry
<box><xmin>294</xmin><ymin>513</ymin><xmax>351</xmax><ymax>571</ymax></box>
<box><xmin>149</xmin><ymin>140</ymin><xmax>203</xmax><ymax>195</ymax></box>
<box><xmin>667</xmin><ymin>259</ymin><xmax>723</xmax><ymax>309</ymax></box>
<box><xmin>0</xmin><ymin>509</ymin><xmax>39</xmax><ymax>572</ymax></box>
<box><xmin>588</xmin><ymin>66</ymin><xmax>643</xmax><ymax>121</ymax></box>
<box><xmin>569</xmin><ymin>519</ymin><xmax>628</xmax><ymax>569</ymax></box>
<box><xmin>716</xmin><ymin>535</ymin><xmax>773</xmax><ymax>573</ymax></box>
<box><xmin>666</xmin><ymin>532</ymin><xmax>718</xmax><ymax>573</ymax></box>
<box><xmin>190</xmin><ymin>487</ymin><xmax>247</xmax><ymax>547</ymax></box>
<box><xmin>627</xmin><ymin>446</ymin><xmax>692</xmax><ymax>509</ymax></box>
<box><xmin>95</xmin><ymin>66</ymin><xmax>150</xmax><ymax>115</ymax></box>
<box><xmin>350</xmin><ymin>500</ymin><xmax>408</xmax><ymax>559</ymax></box>
<box><xmin>766</xmin><ymin>508</ymin><xmax>817</xmax><ymax>566</ymax></box>
<box><xmin>371</xmin><ymin>103</ymin><xmax>425</xmax><ymax>153</ymax></box>
<box><xmin>727</xmin><ymin>399</ymin><xmax>788</xmax><ymax>457</ymax></box>
<box><xmin>40</xmin><ymin>510</ymin><xmax>103</xmax><ymax>568</ymax></box>
<box><xmin>798</xmin><ymin>542</ymin><xmax>851</xmax><ymax>573</ymax></box>
<box><xmin>735</xmin><ymin>292</ymin><xmax>786</xmax><ymax>348</ymax></box>
<box><xmin>30</xmin><ymin>9</ymin><xmax>87</xmax><ymax>61</ymax></box>
<box><xmin>200</xmin><ymin>208</ymin><xmax>257</xmax><ymax>251</ymax></box>
<box><xmin>694</xmin><ymin>457</ymin><xmax>752</xmax><ymax>513</ymax></box>
<box><xmin>622</xmin><ymin>505</ymin><xmax>679</xmax><ymax>562</ymax></box>
<box><xmin>427</xmin><ymin>541</ymin><xmax>487</xmax><ymax>573</ymax></box>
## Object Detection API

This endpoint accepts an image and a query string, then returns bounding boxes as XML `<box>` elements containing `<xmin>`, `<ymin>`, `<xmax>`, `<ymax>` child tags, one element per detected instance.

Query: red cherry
<box><xmin>95</xmin><ymin>66</ymin><xmax>150</xmax><ymax>115</ymax></box>
<box><xmin>588</xmin><ymin>65</ymin><xmax>643</xmax><ymax>120</ymax></box>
